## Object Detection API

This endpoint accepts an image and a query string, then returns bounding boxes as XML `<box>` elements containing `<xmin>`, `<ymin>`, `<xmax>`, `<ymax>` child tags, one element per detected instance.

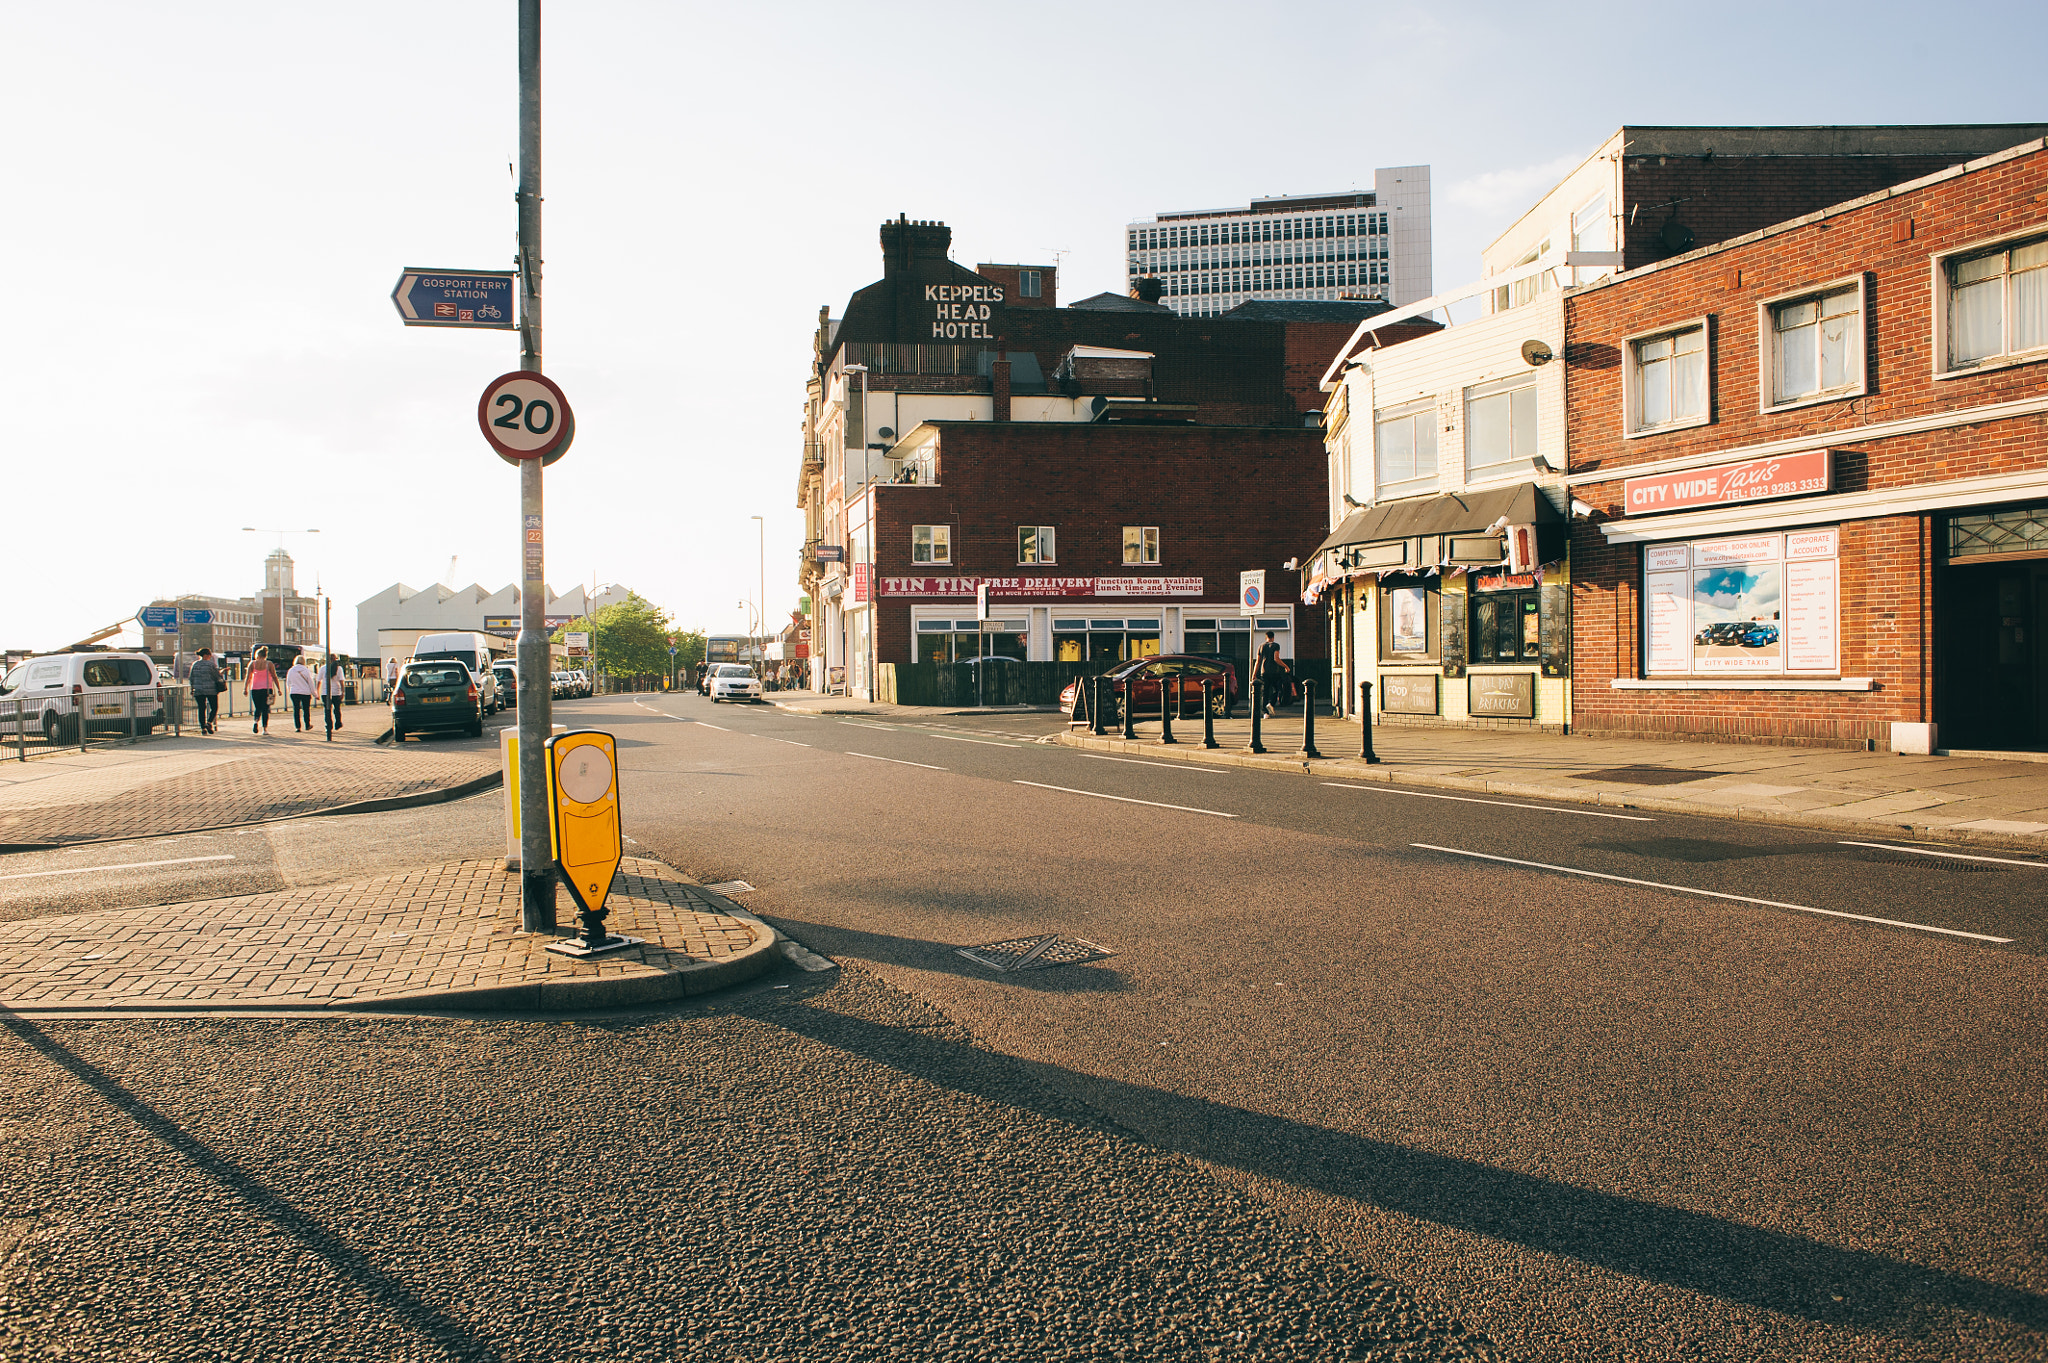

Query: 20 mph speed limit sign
<box><xmin>477</xmin><ymin>371</ymin><xmax>573</xmax><ymax>463</ymax></box>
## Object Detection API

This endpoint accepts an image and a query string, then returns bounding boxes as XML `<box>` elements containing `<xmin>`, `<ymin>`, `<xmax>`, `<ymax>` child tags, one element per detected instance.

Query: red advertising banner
<box><xmin>879</xmin><ymin>576</ymin><xmax>1204</xmax><ymax>599</ymax></box>
<box><xmin>1624</xmin><ymin>449</ymin><xmax>1831</xmax><ymax>516</ymax></box>
<box><xmin>851</xmin><ymin>563</ymin><xmax>871</xmax><ymax>605</ymax></box>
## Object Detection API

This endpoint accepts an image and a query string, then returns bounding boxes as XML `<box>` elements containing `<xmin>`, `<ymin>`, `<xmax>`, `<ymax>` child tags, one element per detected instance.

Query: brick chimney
<box><xmin>1131</xmin><ymin>276</ymin><xmax>1166</xmax><ymax>304</ymax></box>
<box><xmin>992</xmin><ymin>342</ymin><xmax>1012</xmax><ymax>422</ymax></box>
<box><xmin>880</xmin><ymin>214</ymin><xmax>953</xmax><ymax>277</ymax></box>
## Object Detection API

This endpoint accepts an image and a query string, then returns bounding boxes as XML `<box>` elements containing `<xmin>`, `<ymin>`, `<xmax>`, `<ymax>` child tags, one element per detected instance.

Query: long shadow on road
<box><xmin>757</xmin><ymin>988</ymin><xmax>2045</xmax><ymax>1339</ymax></box>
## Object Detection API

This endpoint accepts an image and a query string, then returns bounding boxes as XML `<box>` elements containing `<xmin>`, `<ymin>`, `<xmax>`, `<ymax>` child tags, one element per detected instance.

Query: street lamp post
<box><xmin>751</xmin><ymin>514</ymin><xmax>765</xmax><ymax>683</ymax></box>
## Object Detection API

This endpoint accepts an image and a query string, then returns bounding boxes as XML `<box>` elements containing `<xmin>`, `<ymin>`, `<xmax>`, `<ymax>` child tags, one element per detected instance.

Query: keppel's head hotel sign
<box><xmin>1624</xmin><ymin>449</ymin><xmax>1832</xmax><ymax>515</ymax></box>
<box><xmin>928</xmin><ymin>283</ymin><xmax>1002</xmax><ymax>340</ymax></box>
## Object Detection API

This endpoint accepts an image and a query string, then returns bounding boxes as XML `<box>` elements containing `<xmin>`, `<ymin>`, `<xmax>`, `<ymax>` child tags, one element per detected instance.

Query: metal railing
<box><xmin>1</xmin><ymin>684</ymin><xmax>186</xmax><ymax>759</ymax></box>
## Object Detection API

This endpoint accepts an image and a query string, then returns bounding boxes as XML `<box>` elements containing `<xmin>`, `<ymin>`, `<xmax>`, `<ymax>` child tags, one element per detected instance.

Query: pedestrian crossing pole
<box><xmin>514</xmin><ymin>0</ymin><xmax>557</xmax><ymax>931</ymax></box>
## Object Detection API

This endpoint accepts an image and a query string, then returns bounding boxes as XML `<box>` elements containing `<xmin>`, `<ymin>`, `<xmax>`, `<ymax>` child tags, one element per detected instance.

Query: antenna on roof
<box><xmin>1041</xmin><ymin>246</ymin><xmax>1070</xmax><ymax>272</ymax></box>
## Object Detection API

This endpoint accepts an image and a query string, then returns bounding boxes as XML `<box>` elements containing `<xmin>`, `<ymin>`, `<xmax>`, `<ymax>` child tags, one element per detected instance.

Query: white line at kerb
<box><xmin>919</xmin><ymin>733</ymin><xmax>1020</xmax><ymax>748</ymax></box>
<box><xmin>1323</xmin><ymin>783</ymin><xmax>1652</xmax><ymax>821</ymax></box>
<box><xmin>1411</xmin><ymin>843</ymin><xmax>2012</xmax><ymax>944</ymax></box>
<box><xmin>1840</xmin><ymin>840</ymin><xmax>2046</xmax><ymax>868</ymax></box>
<box><xmin>1085</xmin><ymin>754</ymin><xmax>1224</xmax><ymax>773</ymax></box>
<box><xmin>0</xmin><ymin>855</ymin><xmax>236</xmax><ymax>884</ymax></box>
<box><xmin>847</xmin><ymin>751</ymin><xmax>946</xmax><ymax>771</ymax></box>
<box><xmin>1014</xmin><ymin>781</ymin><xmax>1236</xmax><ymax>818</ymax></box>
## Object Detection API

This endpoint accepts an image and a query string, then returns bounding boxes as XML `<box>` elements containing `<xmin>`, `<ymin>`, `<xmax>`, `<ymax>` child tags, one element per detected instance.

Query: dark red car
<box><xmin>1061</xmin><ymin>654</ymin><xmax>1238</xmax><ymax>718</ymax></box>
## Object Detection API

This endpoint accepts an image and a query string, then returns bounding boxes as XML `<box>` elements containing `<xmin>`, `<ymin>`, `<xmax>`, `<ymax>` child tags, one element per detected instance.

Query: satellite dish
<box><xmin>878</xmin><ymin>427</ymin><xmax>895</xmax><ymax>440</ymax></box>
<box><xmin>1659</xmin><ymin>220</ymin><xmax>1695</xmax><ymax>254</ymax></box>
<box><xmin>1520</xmin><ymin>339</ymin><xmax>1554</xmax><ymax>367</ymax></box>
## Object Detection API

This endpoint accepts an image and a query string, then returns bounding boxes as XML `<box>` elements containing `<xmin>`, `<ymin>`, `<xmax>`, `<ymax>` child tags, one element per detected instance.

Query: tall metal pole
<box><xmin>515</xmin><ymin>0</ymin><xmax>555</xmax><ymax>931</ymax></box>
<box><xmin>751</xmin><ymin>515</ymin><xmax>765</xmax><ymax>681</ymax></box>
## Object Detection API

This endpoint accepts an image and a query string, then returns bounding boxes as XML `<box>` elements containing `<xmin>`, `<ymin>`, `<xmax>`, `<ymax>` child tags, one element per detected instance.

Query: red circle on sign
<box><xmin>478</xmin><ymin>371</ymin><xmax>573</xmax><ymax>462</ymax></box>
<box><xmin>494</xmin><ymin>403</ymin><xmax>574</xmax><ymax>469</ymax></box>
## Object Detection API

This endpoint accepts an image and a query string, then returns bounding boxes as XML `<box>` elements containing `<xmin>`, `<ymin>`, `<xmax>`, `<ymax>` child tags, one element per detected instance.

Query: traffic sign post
<box><xmin>391</xmin><ymin>269</ymin><xmax>516</xmax><ymax>329</ymax></box>
<box><xmin>542</xmin><ymin>730</ymin><xmax>635</xmax><ymax>956</ymax></box>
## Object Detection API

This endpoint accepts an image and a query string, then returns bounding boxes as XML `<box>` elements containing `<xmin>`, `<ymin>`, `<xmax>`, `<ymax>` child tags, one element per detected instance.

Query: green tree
<box><xmin>551</xmin><ymin>593</ymin><xmax>672</xmax><ymax>678</ymax></box>
<box><xmin>668</xmin><ymin>629</ymin><xmax>707</xmax><ymax>671</ymax></box>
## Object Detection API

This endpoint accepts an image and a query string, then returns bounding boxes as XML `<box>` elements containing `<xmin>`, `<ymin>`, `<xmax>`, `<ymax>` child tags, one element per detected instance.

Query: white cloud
<box><xmin>1442</xmin><ymin>152</ymin><xmax>1585</xmax><ymax>225</ymax></box>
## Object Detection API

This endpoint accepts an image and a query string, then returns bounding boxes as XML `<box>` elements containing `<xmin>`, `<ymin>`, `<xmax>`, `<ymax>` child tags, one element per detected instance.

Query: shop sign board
<box><xmin>1380</xmin><ymin>673</ymin><xmax>1438</xmax><ymax>715</ymax></box>
<box><xmin>1623</xmin><ymin>449</ymin><xmax>1830</xmax><ymax>516</ymax></box>
<box><xmin>880</xmin><ymin>576</ymin><xmax>1204</xmax><ymax>599</ymax></box>
<box><xmin>925</xmin><ymin>282</ymin><xmax>1004</xmax><ymax>340</ymax></box>
<box><xmin>1469</xmin><ymin>673</ymin><xmax>1534</xmax><ymax>718</ymax></box>
<box><xmin>814</xmin><ymin>545</ymin><xmax>844</xmax><ymax>562</ymax></box>
<box><xmin>851</xmin><ymin>563</ymin><xmax>872</xmax><ymax>605</ymax></box>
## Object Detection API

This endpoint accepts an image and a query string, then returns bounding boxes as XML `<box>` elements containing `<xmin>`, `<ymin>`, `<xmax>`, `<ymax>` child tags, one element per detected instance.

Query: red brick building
<box><xmin>1564</xmin><ymin>137</ymin><xmax>2048</xmax><ymax>753</ymax></box>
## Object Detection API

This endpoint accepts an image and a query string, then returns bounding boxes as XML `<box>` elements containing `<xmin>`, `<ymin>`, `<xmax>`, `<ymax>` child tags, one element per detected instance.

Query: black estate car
<box><xmin>390</xmin><ymin>661</ymin><xmax>486</xmax><ymax>741</ymax></box>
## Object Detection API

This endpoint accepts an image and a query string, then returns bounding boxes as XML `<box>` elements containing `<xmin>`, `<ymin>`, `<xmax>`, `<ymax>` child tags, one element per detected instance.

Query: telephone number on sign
<box><xmin>1732</xmin><ymin>476</ymin><xmax>1828</xmax><ymax>502</ymax></box>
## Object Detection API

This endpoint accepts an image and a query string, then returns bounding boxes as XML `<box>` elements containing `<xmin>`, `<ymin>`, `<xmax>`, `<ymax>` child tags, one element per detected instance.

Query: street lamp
<box><xmin>750</xmin><ymin>514</ymin><xmax>765</xmax><ymax>682</ymax></box>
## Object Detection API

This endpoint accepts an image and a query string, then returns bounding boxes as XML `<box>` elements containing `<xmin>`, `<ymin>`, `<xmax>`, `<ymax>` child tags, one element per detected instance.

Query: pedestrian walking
<box><xmin>321</xmin><ymin>657</ymin><xmax>346</xmax><ymax>732</ymax></box>
<box><xmin>1254</xmin><ymin>631</ymin><xmax>1283</xmax><ymax>717</ymax></box>
<box><xmin>285</xmin><ymin>656</ymin><xmax>317</xmax><ymax>732</ymax></box>
<box><xmin>246</xmin><ymin>647</ymin><xmax>279</xmax><ymax>735</ymax></box>
<box><xmin>188</xmin><ymin>648</ymin><xmax>222</xmax><ymax>734</ymax></box>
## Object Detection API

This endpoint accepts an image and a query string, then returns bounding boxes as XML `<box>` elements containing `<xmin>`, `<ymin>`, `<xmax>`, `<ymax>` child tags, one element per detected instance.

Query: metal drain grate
<box><xmin>1573</xmin><ymin>766</ymin><xmax>1716</xmax><ymax>786</ymax></box>
<box><xmin>956</xmin><ymin>934</ymin><xmax>1115</xmax><ymax>973</ymax></box>
<box><xmin>1853</xmin><ymin>851</ymin><xmax>2008</xmax><ymax>874</ymax></box>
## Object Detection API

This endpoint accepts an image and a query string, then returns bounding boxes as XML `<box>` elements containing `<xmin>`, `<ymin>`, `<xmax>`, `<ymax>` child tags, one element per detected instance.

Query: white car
<box><xmin>707</xmin><ymin>664</ymin><xmax>763</xmax><ymax>703</ymax></box>
<box><xmin>0</xmin><ymin>652</ymin><xmax>165</xmax><ymax>744</ymax></box>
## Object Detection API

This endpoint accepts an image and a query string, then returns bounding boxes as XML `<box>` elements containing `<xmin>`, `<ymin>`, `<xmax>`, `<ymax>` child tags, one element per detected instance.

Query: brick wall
<box><xmin>1568</xmin><ymin>142</ymin><xmax>2048</xmax><ymax>747</ymax></box>
<box><xmin>869</xmin><ymin>423</ymin><xmax>1331</xmax><ymax>664</ymax></box>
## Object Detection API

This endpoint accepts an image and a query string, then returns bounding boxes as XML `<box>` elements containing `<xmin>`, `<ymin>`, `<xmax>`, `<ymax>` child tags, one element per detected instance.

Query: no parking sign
<box><xmin>1239</xmin><ymin>570</ymin><xmax>1266</xmax><ymax>616</ymax></box>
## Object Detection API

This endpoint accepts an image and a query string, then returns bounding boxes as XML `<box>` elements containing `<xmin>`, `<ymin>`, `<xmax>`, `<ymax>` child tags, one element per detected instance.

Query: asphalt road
<box><xmin>611</xmin><ymin>692</ymin><xmax>2048</xmax><ymax>1362</ymax></box>
<box><xmin>0</xmin><ymin>691</ymin><xmax>2040</xmax><ymax>1361</ymax></box>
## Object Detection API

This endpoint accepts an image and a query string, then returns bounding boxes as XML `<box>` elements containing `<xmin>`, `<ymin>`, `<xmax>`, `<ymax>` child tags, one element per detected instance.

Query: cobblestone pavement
<box><xmin>0</xmin><ymin>857</ymin><xmax>770</xmax><ymax>1011</ymax></box>
<box><xmin>0</xmin><ymin>727</ymin><xmax>497</xmax><ymax>846</ymax></box>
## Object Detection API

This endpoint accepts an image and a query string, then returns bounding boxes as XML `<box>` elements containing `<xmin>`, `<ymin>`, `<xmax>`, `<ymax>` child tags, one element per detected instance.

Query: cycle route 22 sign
<box><xmin>391</xmin><ymin>269</ymin><xmax>516</xmax><ymax>329</ymax></box>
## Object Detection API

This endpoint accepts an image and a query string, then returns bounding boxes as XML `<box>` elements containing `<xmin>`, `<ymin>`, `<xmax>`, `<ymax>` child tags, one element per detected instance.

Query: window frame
<box><xmin>1462</xmin><ymin>375</ymin><xmax>1541</xmax><ymax>483</ymax></box>
<box><xmin>1756</xmin><ymin>274</ymin><xmax>1868</xmax><ymax>414</ymax></box>
<box><xmin>911</xmin><ymin>524</ymin><xmax>951</xmax><ymax>565</ymax></box>
<box><xmin>1930</xmin><ymin>229</ymin><xmax>2048</xmax><ymax>379</ymax></box>
<box><xmin>1373</xmin><ymin>398</ymin><xmax>1440</xmax><ymax>500</ymax></box>
<box><xmin>1017</xmin><ymin>525</ymin><xmax>1056</xmax><ymax>565</ymax></box>
<box><xmin>1468</xmin><ymin>585</ymin><xmax>1543</xmax><ymax>665</ymax></box>
<box><xmin>1122</xmin><ymin>525</ymin><xmax>1160</xmax><ymax>565</ymax></box>
<box><xmin>1622</xmin><ymin>315</ymin><xmax>1713</xmax><ymax>438</ymax></box>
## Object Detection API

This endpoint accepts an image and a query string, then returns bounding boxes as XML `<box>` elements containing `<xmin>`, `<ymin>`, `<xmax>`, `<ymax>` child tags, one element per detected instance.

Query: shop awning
<box><xmin>1313</xmin><ymin>482</ymin><xmax>1563</xmax><ymax>557</ymax></box>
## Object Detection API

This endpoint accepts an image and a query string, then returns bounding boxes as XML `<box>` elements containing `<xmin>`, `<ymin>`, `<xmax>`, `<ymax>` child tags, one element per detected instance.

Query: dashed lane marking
<box><xmin>1083</xmin><ymin>754</ymin><xmax>1225</xmax><ymax>773</ymax></box>
<box><xmin>917</xmin><ymin>733</ymin><xmax>1022</xmax><ymax>748</ymax></box>
<box><xmin>0</xmin><ymin>855</ymin><xmax>237</xmax><ymax>883</ymax></box>
<box><xmin>1838</xmin><ymin>840</ymin><xmax>2046</xmax><ymax>868</ymax></box>
<box><xmin>847</xmin><ymin>752</ymin><xmax>946</xmax><ymax>771</ymax></box>
<box><xmin>1013</xmin><ymin>781</ymin><xmax>1237</xmax><ymax>819</ymax></box>
<box><xmin>1411</xmin><ymin>843</ymin><xmax>2012</xmax><ymax>944</ymax></box>
<box><xmin>840</xmin><ymin>722</ymin><xmax>897</xmax><ymax>732</ymax></box>
<box><xmin>1323</xmin><ymin>782</ymin><xmax>1654</xmax><ymax>820</ymax></box>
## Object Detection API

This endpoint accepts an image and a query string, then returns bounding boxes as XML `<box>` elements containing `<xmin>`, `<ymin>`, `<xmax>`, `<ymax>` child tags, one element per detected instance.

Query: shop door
<box><xmin>1938</xmin><ymin>561</ymin><xmax>2048</xmax><ymax>749</ymax></box>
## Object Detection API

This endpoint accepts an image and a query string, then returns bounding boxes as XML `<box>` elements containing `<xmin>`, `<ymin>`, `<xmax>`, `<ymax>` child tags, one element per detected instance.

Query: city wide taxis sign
<box><xmin>545</xmin><ymin>730</ymin><xmax>621</xmax><ymax>915</ymax></box>
<box><xmin>1623</xmin><ymin>449</ymin><xmax>1831</xmax><ymax>515</ymax></box>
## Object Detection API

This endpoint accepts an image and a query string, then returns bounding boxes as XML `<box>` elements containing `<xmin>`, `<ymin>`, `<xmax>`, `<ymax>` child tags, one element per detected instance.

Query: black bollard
<box><xmin>1090</xmin><ymin>674</ymin><xmax>1107</xmax><ymax>736</ymax></box>
<box><xmin>1160</xmin><ymin>677</ymin><xmax>1177</xmax><ymax>744</ymax></box>
<box><xmin>1249</xmin><ymin>687</ymin><xmax>1266</xmax><ymax>754</ymax></box>
<box><xmin>1121</xmin><ymin>679</ymin><xmax>1137</xmax><ymax>740</ymax></box>
<box><xmin>1359</xmin><ymin>680</ymin><xmax>1382</xmax><ymax>764</ymax></box>
<box><xmin>1301</xmin><ymin>679</ymin><xmax>1322</xmax><ymax>759</ymax></box>
<box><xmin>1201</xmin><ymin>678</ymin><xmax>1218</xmax><ymax>749</ymax></box>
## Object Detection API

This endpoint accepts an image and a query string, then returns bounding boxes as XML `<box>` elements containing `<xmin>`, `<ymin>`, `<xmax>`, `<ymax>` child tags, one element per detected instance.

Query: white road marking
<box><xmin>773</xmin><ymin>739</ymin><xmax>812</xmax><ymax>747</ymax></box>
<box><xmin>1085</xmin><ymin>754</ymin><xmax>1224</xmax><ymax>773</ymax></box>
<box><xmin>0</xmin><ymin>855</ymin><xmax>237</xmax><ymax>883</ymax></box>
<box><xmin>920</xmin><ymin>733</ymin><xmax>1021</xmax><ymax>748</ymax></box>
<box><xmin>847</xmin><ymin>751</ymin><xmax>947</xmax><ymax>771</ymax></box>
<box><xmin>696</xmin><ymin>722</ymin><xmax>730</xmax><ymax>731</ymax></box>
<box><xmin>1411</xmin><ymin>843</ymin><xmax>2012</xmax><ymax>944</ymax></box>
<box><xmin>1839</xmin><ymin>840</ymin><xmax>2046</xmax><ymax>868</ymax></box>
<box><xmin>1323</xmin><ymin>782</ymin><xmax>1653</xmax><ymax>821</ymax></box>
<box><xmin>1013</xmin><ymin>781</ymin><xmax>1237</xmax><ymax>818</ymax></box>
<box><xmin>840</xmin><ymin>722</ymin><xmax>897</xmax><ymax>731</ymax></box>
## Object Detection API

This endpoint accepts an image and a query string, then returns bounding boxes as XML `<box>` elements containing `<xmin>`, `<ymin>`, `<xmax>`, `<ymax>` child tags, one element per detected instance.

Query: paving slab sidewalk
<box><xmin>1058</xmin><ymin>712</ymin><xmax>2048</xmax><ymax>853</ymax></box>
<box><xmin>0</xmin><ymin>720</ymin><xmax>497</xmax><ymax>848</ymax></box>
<box><xmin>0</xmin><ymin>856</ymin><xmax>785</xmax><ymax>1013</ymax></box>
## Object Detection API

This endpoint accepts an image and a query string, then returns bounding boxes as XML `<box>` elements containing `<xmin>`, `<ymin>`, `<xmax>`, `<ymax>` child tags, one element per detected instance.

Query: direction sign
<box><xmin>181</xmin><ymin>609</ymin><xmax>213</xmax><ymax>625</ymax></box>
<box><xmin>137</xmin><ymin>606</ymin><xmax>177</xmax><ymax>628</ymax></box>
<box><xmin>391</xmin><ymin>269</ymin><xmax>516</xmax><ymax>329</ymax></box>
<box><xmin>478</xmin><ymin>371</ymin><xmax>573</xmax><ymax>462</ymax></box>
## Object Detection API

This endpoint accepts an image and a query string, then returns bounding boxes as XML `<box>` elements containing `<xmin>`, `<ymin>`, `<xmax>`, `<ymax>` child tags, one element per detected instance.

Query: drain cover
<box><xmin>1853</xmin><ymin>851</ymin><xmax>2007</xmax><ymax>874</ymax></box>
<box><xmin>1573</xmin><ymin>766</ymin><xmax>1715</xmax><ymax>786</ymax></box>
<box><xmin>956</xmin><ymin>934</ymin><xmax>1114</xmax><ymax>973</ymax></box>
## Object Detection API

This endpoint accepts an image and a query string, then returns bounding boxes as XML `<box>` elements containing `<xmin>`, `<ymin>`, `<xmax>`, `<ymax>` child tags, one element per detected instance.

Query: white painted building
<box><xmin>1126</xmin><ymin>170</ymin><xmax>1433</xmax><ymax>317</ymax></box>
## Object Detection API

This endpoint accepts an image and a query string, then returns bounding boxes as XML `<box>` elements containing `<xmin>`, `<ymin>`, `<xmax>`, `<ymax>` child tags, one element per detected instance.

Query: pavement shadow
<box><xmin>766</xmin><ymin>916</ymin><xmax>1130</xmax><ymax>994</ymax></box>
<box><xmin>0</xmin><ymin>1010</ymin><xmax>505</xmax><ymax>1361</ymax></box>
<box><xmin>757</xmin><ymin>994</ymin><xmax>2046</xmax><ymax>1337</ymax></box>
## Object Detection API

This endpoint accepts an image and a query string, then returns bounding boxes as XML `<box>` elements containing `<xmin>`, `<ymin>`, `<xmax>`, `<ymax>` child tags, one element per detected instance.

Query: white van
<box><xmin>0</xmin><ymin>652</ymin><xmax>165</xmax><ymax>743</ymax></box>
<box><xmin>411</xmin><ymin>632</ymin><xmax>506</xmax><ymax>713</ymax></box>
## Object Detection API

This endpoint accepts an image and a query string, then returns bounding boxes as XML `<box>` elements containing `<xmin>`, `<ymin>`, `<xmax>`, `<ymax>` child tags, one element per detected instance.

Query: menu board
<box><xmin>1645</xmin><ymin>571</ymin><xmax>1692</xmax><ymax>673</ymax></box>
<box><xmin>1784</xmin><ymin>558</ymin><xmax>1839</xmax><ymax>673</ymax></box>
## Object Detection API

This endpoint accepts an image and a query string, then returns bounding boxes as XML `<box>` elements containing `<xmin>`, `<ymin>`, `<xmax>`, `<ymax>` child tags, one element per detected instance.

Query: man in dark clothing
<box><xmin>1253</xmin><ymin>632</ymin><xmax>1284</xmax><ymax>718</ymax></box>
<box><xmin>188</xmin><ymin>649</ymin><xmax>222</xmax><ymax>734</ymax></box>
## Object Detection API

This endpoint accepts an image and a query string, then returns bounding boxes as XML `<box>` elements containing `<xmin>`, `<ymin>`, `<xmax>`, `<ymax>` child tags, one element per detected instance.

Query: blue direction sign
<box><xmin>181</xmin><ymin>609</ymin><xmax>213</xmax><ymax>625</ymax></box>
<box><xmin>391</xmin><ymin>268</ymin><xmax>516</xmax><ymax>329</ymax></box>
<box><xmin>137</xmin><ymin>606</ymin><xmax>177</xmax><ymax>628</ymax></box>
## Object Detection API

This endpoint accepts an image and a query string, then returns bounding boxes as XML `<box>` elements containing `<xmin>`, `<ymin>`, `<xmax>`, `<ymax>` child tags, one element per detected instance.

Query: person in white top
<box><xmin>285</xmin><ymin>658</ymin><xmax>318</xmax><ymax>733</ymax></box>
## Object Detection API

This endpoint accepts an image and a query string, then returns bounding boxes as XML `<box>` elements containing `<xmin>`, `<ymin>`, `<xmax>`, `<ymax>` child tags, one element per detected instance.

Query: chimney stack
<box><xmin>1132</xmin><ymin>276</ymin><xmax>1166</xmax><ymax>304</ymax></box>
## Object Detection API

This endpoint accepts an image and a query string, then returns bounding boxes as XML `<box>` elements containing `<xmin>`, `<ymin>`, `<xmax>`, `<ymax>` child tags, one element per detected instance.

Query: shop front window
<box><xmin>1470</xmin><ymin>579</ymin><xmax>1541</xmax><ymax>663</ymax></box>
<box><xmin>1642</xmin><ymin>529</ymin><xmax>1840</xmax><ymax>677</ymax></box>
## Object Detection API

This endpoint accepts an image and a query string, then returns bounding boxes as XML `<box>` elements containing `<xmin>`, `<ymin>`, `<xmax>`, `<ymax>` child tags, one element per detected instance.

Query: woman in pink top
<box><xmin>246</xmin><ymin>647</ymin><xmax>279</xmax><ymax>735</ymax></box>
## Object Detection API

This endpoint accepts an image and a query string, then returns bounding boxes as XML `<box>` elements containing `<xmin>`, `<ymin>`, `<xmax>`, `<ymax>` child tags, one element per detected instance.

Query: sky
<box><xmin>4</xmin><ymin>0</ymin><xmax>2044</xmax><ymax>656</ymax></box>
